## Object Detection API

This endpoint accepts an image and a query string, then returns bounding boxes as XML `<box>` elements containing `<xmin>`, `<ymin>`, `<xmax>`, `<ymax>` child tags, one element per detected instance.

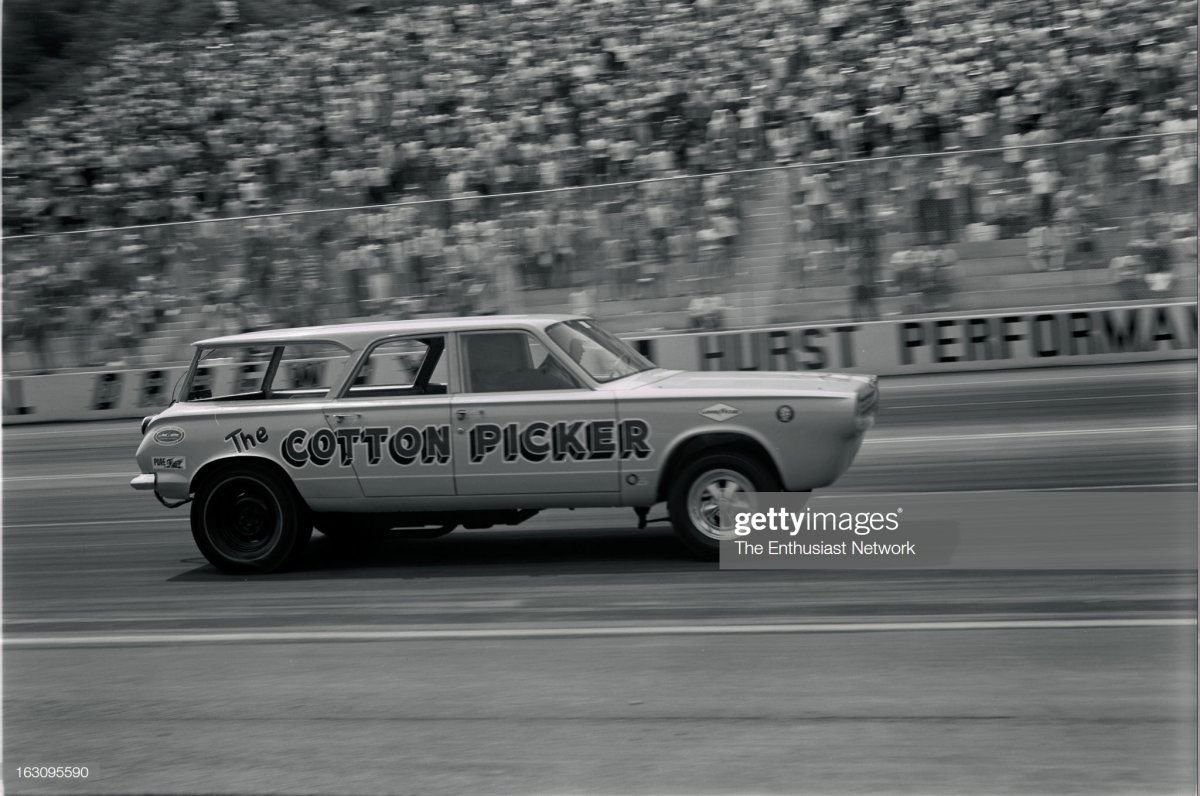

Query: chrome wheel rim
<box><xmin>686</xmin><ymin>468</ymin><xmax>754</xmax><ymax>541</ymax></box>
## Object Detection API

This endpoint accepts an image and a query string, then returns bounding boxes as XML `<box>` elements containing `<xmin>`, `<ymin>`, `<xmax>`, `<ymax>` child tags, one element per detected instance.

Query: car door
<box><xmin>451</xmin><ymin>329</ymin><xmax>620</xmax><ymax>496</ymax></box>
<box><xmin>320</xmin><ymin>334</ymin><xmax>455</xmax><ymax>498</ymax></box>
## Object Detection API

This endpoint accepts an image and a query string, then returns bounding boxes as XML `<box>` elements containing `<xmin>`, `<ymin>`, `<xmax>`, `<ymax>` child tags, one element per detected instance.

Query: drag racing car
<box><xmin>131</xmin><ymin>315</ymin><xmax>878</xmax><ymax>572</ymax></box>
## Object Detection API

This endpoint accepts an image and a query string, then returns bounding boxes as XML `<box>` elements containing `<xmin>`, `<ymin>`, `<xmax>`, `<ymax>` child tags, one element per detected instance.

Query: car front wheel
<box><xmin>191</xmin><ymin>464</ymin><xmax>311</xmax><ymax>574</ymax></box>
<box><xmin>667</xmin><ymin>452</ymin><xmax>781</xmax><ymax>560</ymax></box>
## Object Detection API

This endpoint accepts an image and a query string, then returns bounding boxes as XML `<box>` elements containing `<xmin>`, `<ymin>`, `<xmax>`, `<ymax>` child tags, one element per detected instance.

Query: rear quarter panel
<box><xmin>138</xmin><ymin>400</ymin><xmax>357</xmax><ymax>503</ymax></box>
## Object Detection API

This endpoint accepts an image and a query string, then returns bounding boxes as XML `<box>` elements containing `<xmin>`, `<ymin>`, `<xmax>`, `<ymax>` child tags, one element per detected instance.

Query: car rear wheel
<box><xmin>667</xmin><ymin>452</ymin><xmax>780</xmax><ymax>560</ymax></box>
<box><xmin>191</xmin><ymin>464</ymin><xmax>311</xmax><ymax>574</ymax></box>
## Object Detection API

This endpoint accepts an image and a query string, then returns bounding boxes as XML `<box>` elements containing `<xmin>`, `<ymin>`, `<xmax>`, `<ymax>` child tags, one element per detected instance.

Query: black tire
<box><xmin>666</xmin><ymin>451</ymin><xmax>781</xmax><ymax>561</ymax></box>
<box><xmin>190</xmin><ymin>463</ymin><xmax>312</xmax><ymax>574</ymax></box>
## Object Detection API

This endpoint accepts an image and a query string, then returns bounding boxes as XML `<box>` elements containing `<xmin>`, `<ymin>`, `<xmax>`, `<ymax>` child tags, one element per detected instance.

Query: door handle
<box><xmin>331</xmin><ymin>413</ymin><xmax>362</xmax><ymax>424</ymax></box>
<box><xmin>455</xmin><ymin>409</ymin><xmax>484</xmax><ymax>421</ymax></box>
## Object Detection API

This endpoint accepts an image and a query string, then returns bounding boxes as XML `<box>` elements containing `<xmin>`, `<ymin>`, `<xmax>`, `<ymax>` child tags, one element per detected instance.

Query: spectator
<box><xmin>1109</xmin><ymin>252</ymin><xmax>1146</xmax><ymax>300</ymax></box>
<box><xmin>696</xmin><ymin>226</ymin><xmax>723</xmax><ymax>289</ymax></box>
<box><xmin>923</xmin><ymin>247</ymin><xmax>956</xmax><ymax>312</ymax></box>
<box><xmin>1136</xmin><ymin>230</ymin><xmax>1176</xmax><ymax>294</ymax></box>
<box><xmin>849</xmin><ymin>255</ymin><xmax>879</xmax><ymax>321</ymax></box>
<box><xmin>22</xmin><ymin>302</ymin><xmax>55</xmax><ymax>374</ymax></box>
<box><xmin>896</xmin><ymin>249</ymin><xmax>925</xmax><ymax>314</ymax></box>
<box><xmin>1027</xmin><ymin>225</ymin><xmax>1066</xmax><ymax>272</ymax></box>
<box><xmin>1134</xmin><ymin>140</ymin><xmax>1165</xmax><ymax>213</ymax></box>
<box><xmin>1058</xmin><ymin>187</ymin><xmax>1104</xmax><ymax>268</ymax></box>
<box><xmin>687</xmin><ymin>295</ymin><xmax>726</xmax><ymax>329</ymax></box>
<box><xmin>883</xmin><ymin>247</ymin><xmax>913</xmax><ymax>297</ymax></box>
<box><xmin>930</xmin><ymin>166</ymin><xmax>959</xmax><ymax>244</ymax></box>
<box><xmin>105</xmin><ymin>299</ymin><xmax>139</xmax><ymax>367</ymax></box>
<box><xmin>1026</xmin><ymin>160</ymin><xmax>1060</xmax><ymax>228</ymax></box>
<box><xmin>0</xmin><ymin>0</ymin><xmax>1195</xmax><ymax>369</ymax></box>
<box><xmin>1162</xmin><ymin>140</ymin><xmax>1197</xmax><ymax>212</ymax></box>
<box><xmin>568</xmin><ymin>283</ymin><xmax>596</xmax><ymax>318</ymax></box>
<box><xmin>803</xmin><ymin>169</ymin><xmax>832</xmax><ymax>241</ymax></box>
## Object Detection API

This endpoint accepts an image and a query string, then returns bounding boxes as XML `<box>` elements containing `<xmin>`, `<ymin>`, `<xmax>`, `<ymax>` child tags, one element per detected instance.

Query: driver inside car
<box><xmin>466</xmin><ymin>332</ymin><xmax>577</xmax><ymax>392</ymax></box>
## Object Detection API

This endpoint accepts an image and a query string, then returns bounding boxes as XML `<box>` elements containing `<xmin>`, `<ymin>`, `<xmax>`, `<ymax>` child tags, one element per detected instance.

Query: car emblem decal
<box><xmin>776</xmin><ymin>405</ymin><xmax>795</xmax><ymax>423</ymax></box>
<box><xmin>153</xmin><ymin>427</ymin><xmax>186</xmax><ymax>445</ymax></box>
<box><xmin>699</xmin><ymin>403</ymin><xmax>741</xmax><ymax>422</ymax></box>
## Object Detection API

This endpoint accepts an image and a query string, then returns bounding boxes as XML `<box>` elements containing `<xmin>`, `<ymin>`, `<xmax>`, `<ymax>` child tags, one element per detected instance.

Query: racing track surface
<box><xmin>3</xmin><ymin>362</ymin><xmax>1197</xmax><ymax>794</ymax></box>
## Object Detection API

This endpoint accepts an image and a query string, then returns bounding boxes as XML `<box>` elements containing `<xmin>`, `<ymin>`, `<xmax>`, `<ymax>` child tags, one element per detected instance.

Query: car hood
<box><xmin>637</xmin><ymin>369</ymin><xmax>874</xmax><ymax>395</ymax></box>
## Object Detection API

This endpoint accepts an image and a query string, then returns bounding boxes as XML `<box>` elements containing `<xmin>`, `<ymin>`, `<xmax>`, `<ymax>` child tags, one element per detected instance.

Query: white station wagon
<box><xmin>132</xmin><ymin>315</ymin><xmax>877</xmax><ymax>573</ymax></box>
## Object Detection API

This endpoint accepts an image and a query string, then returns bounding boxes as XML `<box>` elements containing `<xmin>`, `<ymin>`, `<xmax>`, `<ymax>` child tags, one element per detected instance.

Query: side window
<box><xmin>462</xmin><ymin>331</ymin><xmax>580</xmax><ymax>393</ymax></box>
<box><xmin>189</xmin><ymin>346</ymin><xmax>274</xmax><ymax>400</ymax></box>
<box><xmin>271</xmin><ymin>343</ymin><xmax>352</xmax><ymax>397</ymax></box>
<box><xmin>346</xmin><ymin>336</ymin><xmax>448</xmax><ymax>397</ymax></box>
<box><xmin>187</xmin><ymin>343</ymin><xmax>350</xmax><ymax>401</ymax></box>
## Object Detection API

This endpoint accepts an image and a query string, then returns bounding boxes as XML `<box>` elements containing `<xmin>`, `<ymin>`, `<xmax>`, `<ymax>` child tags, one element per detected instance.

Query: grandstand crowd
<box><xmin>2</xmin><ymin>0</ymin><xmax>1197</xmax><ymax>370</ymax></box>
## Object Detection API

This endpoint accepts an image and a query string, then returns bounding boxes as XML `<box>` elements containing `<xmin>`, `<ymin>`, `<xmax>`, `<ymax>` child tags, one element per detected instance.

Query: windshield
<box><xmin>546</xmin><ymin>320</ymin><xmax>656</xmax><ymax>383</ymax></box>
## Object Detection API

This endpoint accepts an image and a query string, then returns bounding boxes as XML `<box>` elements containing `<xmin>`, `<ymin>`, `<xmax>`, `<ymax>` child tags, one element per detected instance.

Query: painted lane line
<box><xmin>5</xmin><ymin>617</ymin><xmax>1195</xmax><ymax>648</ymax></box>
<box><xmin>4</xmin><ymin>516</ymin><xmax>175</xmax><ymax>528</ymax></box>
<box><xmin>6</xmin><ymin>602</ymin><xmax>529</xmax><ymax>624</ymax></box>
<box><xmin>3</xmin><ymin>472</ymin><xmax>133</xmax><ymax>483</ymax></box>
<box><xmin>8</xmin><ymin>541</ymin><xmax>188</xmax><ymax>552</ymax></box>
<box><xmin>865</xmin><ymin>425</ymin><xmax>1196</xmax><ymax>445</ymax></box>
<box><xmin>4</xmin><ymin>518</ymin><xmax>179</xmax><ymax>529</ymax></box>
<box><xmin>2</xmin><ymin>425</ymin><xmax>138</xmax><ymax>439</ymax></box>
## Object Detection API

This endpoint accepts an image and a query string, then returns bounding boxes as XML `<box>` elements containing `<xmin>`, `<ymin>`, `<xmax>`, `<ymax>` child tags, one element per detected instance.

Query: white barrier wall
<box><xmin>4</xmin><ymin>302</ymin><xmax>1196</xmax><ymax>425</ymax></box>
<box><xmin>635</xmin><ymin>302</ymin><xmax>1198</xmax><ymax>375</ymax></box>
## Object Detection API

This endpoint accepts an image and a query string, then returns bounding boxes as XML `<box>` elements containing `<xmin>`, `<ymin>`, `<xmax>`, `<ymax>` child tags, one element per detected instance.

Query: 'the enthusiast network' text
<box><xmin>733</xmin><ymin>539</ymin><xmax>917</xmax><ymax>556</ymax></box>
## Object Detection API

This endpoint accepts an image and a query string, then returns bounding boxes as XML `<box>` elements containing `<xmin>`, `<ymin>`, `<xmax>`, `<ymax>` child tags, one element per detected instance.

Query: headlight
<box><xmin>141</xmin><ymin>416</ymin><xmax>154</xmax><ymax>436</ymax></box>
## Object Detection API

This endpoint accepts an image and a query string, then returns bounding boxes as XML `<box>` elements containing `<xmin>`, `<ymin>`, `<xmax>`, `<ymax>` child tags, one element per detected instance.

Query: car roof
<box><xmin>193</xmin><ymin>315</ymin><xmax>582</xmax><ymax>350</ymax></box>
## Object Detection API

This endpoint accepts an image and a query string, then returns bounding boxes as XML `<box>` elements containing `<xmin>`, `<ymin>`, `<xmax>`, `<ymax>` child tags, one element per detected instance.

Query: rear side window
<box><xmin>275</xmin><ymin>343</ymin><xmax>352</xmax><ymax>396</ymax></box>
<box><xmin>185</xmin><ymin>342</ymin><xmax>351</xmax><ymax>401</ymax></box>
<box><xmin>345</xmin><ymin>336</ymin><xmax>449</xmax><ymax>397</ymax></box>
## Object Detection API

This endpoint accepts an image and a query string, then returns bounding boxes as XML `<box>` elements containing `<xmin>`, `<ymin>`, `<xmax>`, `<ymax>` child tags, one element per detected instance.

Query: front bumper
<box><xmin>131</xmin><ymin>472</ymin><xmax>192</xmax><ymax>507</ymax></box>
<box><xmin>130</xmin><ymin>474</ymin><xmax>156</xmax><ymax>491</ymax></box>
<box><xmin>131</xmin><ymin>471</ymin><xmax>191</xmax><ymax>502</ymax></box>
